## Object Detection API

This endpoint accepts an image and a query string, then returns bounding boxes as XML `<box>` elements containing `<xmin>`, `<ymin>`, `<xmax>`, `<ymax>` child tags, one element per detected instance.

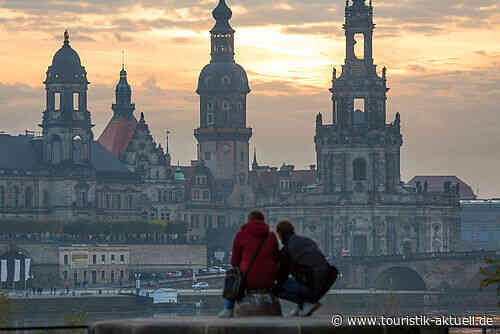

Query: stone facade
<box><xmin>258</xmin><ymin>0</ymin><xmax>460</xmax><ymax>257</ymax></box>
<box><xmin>0</xmin><ymin>31</ymin><xmax>141</xmax><ymax>222</ymax></box>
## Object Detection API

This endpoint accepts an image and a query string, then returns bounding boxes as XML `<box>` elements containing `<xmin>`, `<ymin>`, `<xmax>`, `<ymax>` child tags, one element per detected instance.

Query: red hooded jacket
<box><xmin>230</xmin><ymin>220</ymin><xmax>279</xmax><ymax>291</ymax></box>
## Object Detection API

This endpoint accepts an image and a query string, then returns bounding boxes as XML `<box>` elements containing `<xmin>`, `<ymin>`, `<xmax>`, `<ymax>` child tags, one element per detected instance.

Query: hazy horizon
<box><xmin>0</xmin><ymin>0</ymin><xmax>498</xmax><ymax>197</ymax></box>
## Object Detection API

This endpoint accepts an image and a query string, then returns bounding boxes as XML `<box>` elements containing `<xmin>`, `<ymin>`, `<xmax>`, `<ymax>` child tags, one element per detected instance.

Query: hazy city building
<box><xmin>0</xmin><ymin>0</ymin><xmax>465</xmax><ymax>267</ymax></box>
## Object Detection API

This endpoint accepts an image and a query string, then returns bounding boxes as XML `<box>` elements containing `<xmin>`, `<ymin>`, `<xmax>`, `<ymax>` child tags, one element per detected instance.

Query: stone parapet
<box><xmin>90</xmin><ymin>317</ymin><xmax>448</xmax><ymax>334</ymax></box>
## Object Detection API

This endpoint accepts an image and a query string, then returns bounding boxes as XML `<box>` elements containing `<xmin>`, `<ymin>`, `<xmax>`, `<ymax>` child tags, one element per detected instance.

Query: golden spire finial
<box><xmin>64</xmin><ymin>30</ymin><xmax>69</xmax><ymax>42</ymax></box>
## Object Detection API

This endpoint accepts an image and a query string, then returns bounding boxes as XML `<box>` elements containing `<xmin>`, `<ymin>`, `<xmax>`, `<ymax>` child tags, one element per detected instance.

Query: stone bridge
<box><xmin>335</xmin><ymin>250</ymin><xmax>499</xmax><ymax>291</ymax></box>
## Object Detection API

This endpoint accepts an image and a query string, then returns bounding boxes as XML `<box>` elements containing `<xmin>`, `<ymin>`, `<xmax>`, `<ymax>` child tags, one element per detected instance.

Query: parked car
<box><xmin>192</xmin><ymin>282</ymin><xmax>209</xmax><ymax>290</ymax></box>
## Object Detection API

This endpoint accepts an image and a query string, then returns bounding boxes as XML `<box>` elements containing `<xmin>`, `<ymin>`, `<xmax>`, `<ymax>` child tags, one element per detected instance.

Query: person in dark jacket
<box><xmin>274</xmin><ymin>220</ymin><xmax>338</xmax><ymax>317</ymax></box>
<box><xmin>218</xmin><ymin>210</ymin><xmax>280</xmax><ymax>318</ymax></box>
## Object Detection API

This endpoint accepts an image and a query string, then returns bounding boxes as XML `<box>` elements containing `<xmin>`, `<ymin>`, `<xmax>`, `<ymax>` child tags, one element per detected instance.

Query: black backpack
<box><xmin>223</xmin><ymin>233</ymin><xmax>269</xmax><ymax>301</ymax></box>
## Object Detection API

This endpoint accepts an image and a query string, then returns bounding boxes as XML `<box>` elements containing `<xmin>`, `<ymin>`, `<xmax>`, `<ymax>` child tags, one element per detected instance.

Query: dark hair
<box><xmin>276</xmin><ymin>220</ymin><xmax>295</xmax><ymax>237</ymax></box>
<box><xmin>248</xmin><ymin>210</ymin><xmax>265</xmax><ymax>221</ymax></box>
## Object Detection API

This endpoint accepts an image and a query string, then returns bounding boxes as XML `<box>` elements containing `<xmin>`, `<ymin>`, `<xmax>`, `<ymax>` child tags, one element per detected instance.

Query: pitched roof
<box><xmin>407</xmin><ymin>176</ymin><xmax>476</xmax><ymax>200</ymax></box>
<box><xmin>98</xmin><ymin>115</ymin><xmax>138</xmax><ymax>158</ymax></box>
<box><xmin>91</xmin><ymin>141</ymin><xmax>131</xmax><ymax>174</ymax></box>
<box><xmin>0</xmin><ymin>134</ymin><xmax>39</xmax><ymax>171</ymax></box>
<box><xmin>0</xmin><ymin>134</ymin><xmax>130</xmax><ymax>174</ymax></box>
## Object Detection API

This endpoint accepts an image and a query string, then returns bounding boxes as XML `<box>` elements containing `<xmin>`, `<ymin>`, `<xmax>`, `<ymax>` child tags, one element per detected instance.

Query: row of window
<box><xmin>0</xmin><ymin>186</ymin><xmax>49</xmax><ymax>209</ymax></box>
<box><xmin>46</xmin><ymin>136</ymin><xmax>89</xmax><ymax>164</ymax></box>
<box><xmin>63</xmin><ymin>269</ymin><xmax>125</xmax><ymax>283</ymax></box>
<box><xmin>189</xmin><ymin>215</ymin><xmax>226</xmax><ymax>229</ymax></box>
<box><xmin>206</xmin><ymin>102</ymin><xmax>243</xmax><ymax>112</ymax></box>
<box><xmin>96</xmin><ymin>193</ymin><xmax>134</xmax><ymax>210</ymax></box>
<box><xmin>203</xmin><ymin>151</ymin><xmax>245</xmax><ymax>162</ymax></box>
<box><xmin>320</xmin><ymin>158</ymin><xmax>368</xmax><ymax>181</ymax></box>
<box><xmin>192</xmin><ymin>190</ymin><xmax>210</xmax><ymax>201</ymax></box>
<box><xmin>49</xmin><ymin>92</ymin><xmax>82</xmax><ymax>112</ymax></box>
<box><xmin>157</xmin><ymin>190</ymin><xmax>183</xmax><ymax>203</ymax></box>
<box><xmin>63</xmin><ymin>254</ymin><xmax>126</xmax><ymax>265</ymax></box>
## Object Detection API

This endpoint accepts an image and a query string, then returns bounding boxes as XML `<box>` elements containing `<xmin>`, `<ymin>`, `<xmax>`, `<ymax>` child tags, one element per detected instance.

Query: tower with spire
<box><xmin>195</xmin><ymin>0</ymin><xmax>252</xmax><ymax>184</ymax></box>
<box><xmin>112</xmin><ymin>64</ymin><xmax>135</xmax><ymax>121</ymax></box>
<box><xmin>42</xmin><ymin>30</ymin><xmax>93</xmax><ymax>166</ymax></box>
<box><xmin>314</xmin><ymin>0</ymin><xmax>402</xmax><ymax>194</ymax></box>
<box><xmin>99</xmin><ymin>65</ymin><xmax>171</xmax><ymax>177</ymax></box>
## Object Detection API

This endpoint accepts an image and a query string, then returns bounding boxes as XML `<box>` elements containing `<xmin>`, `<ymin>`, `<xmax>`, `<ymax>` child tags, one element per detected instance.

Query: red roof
<box><xmin>407</xmin><ymin>176</ymin><xmax>476</xmax><ymax>200</ymax></box>
<box><xmin>98</xmin><ymin>115</ymin><xmax>138</xmax><ymax>158</ymax></box>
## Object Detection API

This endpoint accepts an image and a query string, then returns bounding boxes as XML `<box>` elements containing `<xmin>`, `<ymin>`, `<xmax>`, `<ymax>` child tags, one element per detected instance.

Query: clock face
<box><xmin>220</xmin><ymin>142</ymin><xmax>232</xmax><ymax>153</ymax></box>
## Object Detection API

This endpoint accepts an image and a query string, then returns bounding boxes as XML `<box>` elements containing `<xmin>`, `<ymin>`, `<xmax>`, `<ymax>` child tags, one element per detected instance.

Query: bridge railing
<box><xmin>333</xmin><ymin>250</ymin><xmax>500</xmax><ymax>264</ymax></box>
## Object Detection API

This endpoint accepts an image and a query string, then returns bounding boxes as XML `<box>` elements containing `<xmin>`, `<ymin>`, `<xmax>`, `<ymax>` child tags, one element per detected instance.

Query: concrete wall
<box><xmin>129</xmin><ymin>244</ymin><xmax>207</xmax><ymax>270</ymax></box>
<box><xmin>0</xmin><ymin>242</ymin><xmax>207</xmax><ymax>286</ymax></box>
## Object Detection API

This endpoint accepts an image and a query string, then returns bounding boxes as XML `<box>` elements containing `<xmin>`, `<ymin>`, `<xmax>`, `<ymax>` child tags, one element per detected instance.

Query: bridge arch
<box><xmin>374</xmin><ymin>266</ymin><xmax>427</xmax><ymax>291</ymax></box>
<box><xmin>467</xmin><ymin>266</ymin><xmax>496</xmax><ymax>291</ymax></box>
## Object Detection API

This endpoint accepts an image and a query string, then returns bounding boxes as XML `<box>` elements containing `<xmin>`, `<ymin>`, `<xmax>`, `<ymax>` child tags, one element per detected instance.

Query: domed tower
<box><xmin>41</xmin><ymin>30</ymin><xmax>93</xmax><ymax>166</ymax></box>
<box><xmin>195</xmin><ymin>0</ymin><xmax>252</xmax><ymax>183</ymax></box>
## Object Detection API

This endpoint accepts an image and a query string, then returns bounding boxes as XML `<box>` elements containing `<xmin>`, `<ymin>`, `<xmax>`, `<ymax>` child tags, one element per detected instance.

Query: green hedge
<box><xmin>0</xmin><ymin>220</ymin><xmax>186</xmax><ymax>235</ymax></box>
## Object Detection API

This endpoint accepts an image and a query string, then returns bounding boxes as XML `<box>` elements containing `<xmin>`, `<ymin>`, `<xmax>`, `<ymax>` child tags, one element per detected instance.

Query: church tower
<box><xmin>41</xmin><ymin>30</ymin><xmax>93</xmax><ymax>167</ymax></box>
<box><xmin>315</xmin><ymin>0</ymin><xmax>402</xmax><ymax>195</ymax></box>
<box><xmin>195</xmin><ymin>0</ymin><xmax>252</xmax><ymax>184</ymax></box>
<box><xmin>112</xmin><ymin>65</ymin><xmax>135</xmax><ymax>121</ymax></box>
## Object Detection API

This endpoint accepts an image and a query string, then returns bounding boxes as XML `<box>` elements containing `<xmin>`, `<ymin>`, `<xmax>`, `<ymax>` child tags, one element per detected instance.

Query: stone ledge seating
<box><xmin>90</xmin><ymin>317</ymin><xmax>448</xmax><ymax>334</ymax></box>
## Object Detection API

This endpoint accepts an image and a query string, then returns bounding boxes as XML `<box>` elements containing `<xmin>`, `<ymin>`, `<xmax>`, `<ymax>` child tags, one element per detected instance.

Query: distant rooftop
<box><xmin>408</xmin><ymin>176</ymin><xmax>476</xmax><ymax>200</ymax></box>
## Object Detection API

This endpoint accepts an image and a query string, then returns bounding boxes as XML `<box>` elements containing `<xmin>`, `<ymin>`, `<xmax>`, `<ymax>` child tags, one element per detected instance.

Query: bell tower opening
<box><xmin>55</xmin><ymin>92</ymin><xmax>61</xmax><ymax>111</ymax></box>
<box><xmin>354</xmin><ymin>33</ymin><xmax>365</xmax><ymax>60</ymax></box>
<box><xmin>353</xmin><ymin>98</ymin><xmax>366</xmax><ymax>126</ymax></box>
<box><xmin>73</xmin><ymin>93</ymin><xmax>79</xmax><ymax>111</ymax></box>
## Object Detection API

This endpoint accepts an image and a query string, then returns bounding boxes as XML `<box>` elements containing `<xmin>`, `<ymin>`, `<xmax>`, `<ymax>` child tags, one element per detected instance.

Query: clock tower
<box><xmin>195</xmin><ymin>0</ymin><xmax>252</xmax><ymax>184</ymax></box>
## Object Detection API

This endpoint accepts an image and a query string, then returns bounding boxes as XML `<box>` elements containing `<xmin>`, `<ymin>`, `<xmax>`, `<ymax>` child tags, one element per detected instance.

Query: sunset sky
<box><xmin>0</xmin><ymin>0</ymin><xmax>499</xmax><ymax>197</ymax></box>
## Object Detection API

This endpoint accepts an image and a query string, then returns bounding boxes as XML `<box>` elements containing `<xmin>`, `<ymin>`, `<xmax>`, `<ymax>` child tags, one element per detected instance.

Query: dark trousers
<box><xmin>276</xmin><ymin>266</ymin><xmax>338</xmax><ymax>305</ymax></box>
<box><xmin>276</xmin><ymin>277</ymin><xmax>314</xmax><ymax>306</ymax></box>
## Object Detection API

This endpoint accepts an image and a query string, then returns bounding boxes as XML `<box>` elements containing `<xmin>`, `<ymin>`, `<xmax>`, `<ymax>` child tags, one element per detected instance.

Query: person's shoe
<box><xmin>285</xmin><ymin>305</ymin><xmax>303</xmax><ymax>318</ymax></box>
<box><xmin>217</xmin><ymin>308</ymin><xmax>234</xmax><ymax>318</ymax></box>
<box><xmin>302</xmin><ymin>302</ymin><xmax>322</xmax><ymax>317</ymax></box>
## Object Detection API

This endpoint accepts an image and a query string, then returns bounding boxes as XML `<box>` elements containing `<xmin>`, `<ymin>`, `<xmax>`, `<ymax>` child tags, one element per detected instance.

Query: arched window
<box><xmin>78</xmin><ymin>191</ymin><xmax>88</xmax><ymax>208</ymax></box>
<box><xmin>25</xmin><ymin>187</ymin><xmax>33</xmax><ymax>208</ymax></box>
<box><xmin>353</xmin><ymin>158</ymin><xmax>367</xmax><ymax>181</ymax></box>
<box><xmin>52</xmin><ymin>136</ymin><xmax>62</xmax><ymax>164</ymax></box>
<box><xmin>72</xmin><ymin>136</ymin><xmax>82</xmax><ymax>163</ymax></box>
<box><xmin>13</xmin><ymin>186</ymin><xmax>19</xmax><ymax>208</ymax></box>
<box><xmin>43</xmin><ymin>190</ymin><xmax>49</xmax><ymax>208</ymax></box>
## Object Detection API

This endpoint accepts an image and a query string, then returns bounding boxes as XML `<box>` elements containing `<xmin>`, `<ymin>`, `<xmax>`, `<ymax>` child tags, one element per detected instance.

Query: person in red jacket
<box><xmin>218</xmin><ymin>210</ymin><xmax>280</xmax><ymax>318</ymax></box>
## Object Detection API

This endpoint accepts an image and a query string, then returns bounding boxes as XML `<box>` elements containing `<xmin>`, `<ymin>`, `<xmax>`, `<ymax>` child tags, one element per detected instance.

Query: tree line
<box><xmin>0</xmin><ymin>220</ymin><xmax>187</xmax><ymax>235</ymax></box>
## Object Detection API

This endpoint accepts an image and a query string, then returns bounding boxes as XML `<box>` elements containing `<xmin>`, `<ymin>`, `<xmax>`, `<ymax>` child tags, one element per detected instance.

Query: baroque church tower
<box><xmin>42</xmin><ymin>30</ymin><xmax>93</xmax><ymax>168</ymax></box>
<box><xmin>195</xmin><ymin>0</ymin><xmax>252</xmax><ymax>184</ymax></box>
<box><xmin>315</xmin><ymin>0</ymin><xmax>402</xmax><ymax>195</ymax></box>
